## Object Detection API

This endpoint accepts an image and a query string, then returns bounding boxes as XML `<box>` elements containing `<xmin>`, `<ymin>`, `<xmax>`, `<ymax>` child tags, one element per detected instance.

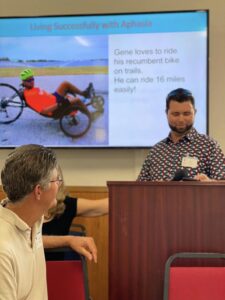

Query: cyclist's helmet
<box><xmin>20</xmin><ymin>69</ymin><xmax>34</xmax><ymax>81</ymax></box>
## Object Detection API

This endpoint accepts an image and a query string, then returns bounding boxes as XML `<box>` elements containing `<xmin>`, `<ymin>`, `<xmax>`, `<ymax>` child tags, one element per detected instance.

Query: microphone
<box><xmin>172</xmin><ymin>169</ymin><xmax>198</xmax><ymax>181</ymax></box>
<box><xmin>172</xmin><ymin>169</ymin><xmax>189</xmax><ymax>181</ymax></box>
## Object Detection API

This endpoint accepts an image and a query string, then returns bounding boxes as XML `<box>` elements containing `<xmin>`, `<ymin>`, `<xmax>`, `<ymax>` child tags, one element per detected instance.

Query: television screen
<box><xmin>0</xmin><ymin>10</ymin><xmax>208</xmax><ymax>148</ymax></box>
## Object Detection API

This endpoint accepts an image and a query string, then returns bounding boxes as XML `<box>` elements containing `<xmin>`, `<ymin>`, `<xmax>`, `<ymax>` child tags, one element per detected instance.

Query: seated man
<box><xmin>20</xmin><ymin>68</ymin><xmax>92</xmax><ymax>116</ymax></box>
<box><xmin>0</xmin><ymin>144</ymin><xmax>97</xmax><ymax>299</ymax></box>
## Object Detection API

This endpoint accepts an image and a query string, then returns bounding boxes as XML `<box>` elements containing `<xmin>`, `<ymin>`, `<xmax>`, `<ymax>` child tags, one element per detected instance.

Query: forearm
<box><xmin>77</xmin><ymin>198</ymin><xmax>108</xmax><ymax>217</ymax></box>
<box><xmin>43</xmin><ymin>235</ymin><xmax>71</xmax><ymax>249</ymax></box>
<box><xmin>42</xmin><ymin>235</ymin><xmax>97</xmax><ymax>263</ymax></box>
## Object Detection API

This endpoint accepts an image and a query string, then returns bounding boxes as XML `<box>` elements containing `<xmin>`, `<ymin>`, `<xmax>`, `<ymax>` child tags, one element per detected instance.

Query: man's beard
<box><xmin>168</xmin><ymin>123</ymin><xmax>193</xmax><ymax>134</ymax></box>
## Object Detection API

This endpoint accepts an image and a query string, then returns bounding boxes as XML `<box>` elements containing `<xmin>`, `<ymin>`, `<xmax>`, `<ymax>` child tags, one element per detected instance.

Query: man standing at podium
<box><xmin>138</xmin><ymin>88</ymin><xmax>225</xmax><ymax>181</ymax></box>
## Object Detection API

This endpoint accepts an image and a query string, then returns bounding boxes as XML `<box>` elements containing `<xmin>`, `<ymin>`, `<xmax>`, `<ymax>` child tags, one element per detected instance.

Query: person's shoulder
<box><xmin>143</xmin><ymin>138</ymin><xmax>168</xmax><ymax>162</ymax></box>
<box><xmin>196</xmin><ymin>130</ymin><xmax>220</xmax><ymax>145</ymax></box>
<box><xmin>64</xmin><ymin>195</ymin><xmax>77</xmax><ymax>208</ymax></box>
<box><xmin>192</xmin><ymin>129</ymin><xmax>223</xmax><ymax>153</ymax></box>
<box><xmin>60</xmin><ymin>195</ymin><xmax>77</xmax><ymax>219</ymax></box>
<box><xmin>150</xmin><ymin>137</ymin><xmax>168</xmax><ymax>151</ymax></box>
<box><xmin>0</xmin><ymin>218</ymin><xmax>16</xmax><ymax>248</ymax></box>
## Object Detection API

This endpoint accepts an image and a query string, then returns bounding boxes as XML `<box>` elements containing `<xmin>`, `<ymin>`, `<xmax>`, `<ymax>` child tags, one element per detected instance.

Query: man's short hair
<box><xmin>166</xmin><ymin>88</ymin><xmax>195</xmax><ymax>112</ymax></box>
<box><xmin>1</xmin><ymin>144</ymin><xmax>58</xmax><ymax>202</ymax></box>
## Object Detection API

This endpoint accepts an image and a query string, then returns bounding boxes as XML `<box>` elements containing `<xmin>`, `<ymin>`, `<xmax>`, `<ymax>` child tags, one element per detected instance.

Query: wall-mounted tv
<box><xmin>0</xmin><ymin>10</ymin><xmax>208</xmax><ymax>148</ymax></box>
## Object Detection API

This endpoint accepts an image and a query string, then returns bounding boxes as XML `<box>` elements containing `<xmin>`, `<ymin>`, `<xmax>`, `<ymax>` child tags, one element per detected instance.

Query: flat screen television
<box><xmin>0</xmin><ymin>10</ymin><xmax>208</xmax><ymax>148</ymax></box>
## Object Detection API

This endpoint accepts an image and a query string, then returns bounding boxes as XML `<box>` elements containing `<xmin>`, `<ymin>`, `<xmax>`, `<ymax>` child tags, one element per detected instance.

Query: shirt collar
<box><xmin>165</xmin><ymin>127</ymin><xmax>197</xmax><ymax>144</ymax></box>
<box><xmin>0</xmin><ymin>203</ymin><xmax>30</xmax><ymax>232</ymax></box>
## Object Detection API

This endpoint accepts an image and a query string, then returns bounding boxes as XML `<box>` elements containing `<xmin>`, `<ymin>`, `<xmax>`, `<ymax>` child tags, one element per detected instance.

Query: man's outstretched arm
<box><xmin>43</xmin><ymin>235</ymin><xmax>97</xmax><ymax>263</ymax></box>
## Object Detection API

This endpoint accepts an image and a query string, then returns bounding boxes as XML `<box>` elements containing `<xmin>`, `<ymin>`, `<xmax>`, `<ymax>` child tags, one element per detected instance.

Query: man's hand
<box><xmin>66</xmin><ymin>235</ymin><xmax>97</xmax><ymax>263</ymax></box>
<box><xmin>194</xmin><ymin>173</ymin><xmax>213</xmax><ymax>181</ymax></box>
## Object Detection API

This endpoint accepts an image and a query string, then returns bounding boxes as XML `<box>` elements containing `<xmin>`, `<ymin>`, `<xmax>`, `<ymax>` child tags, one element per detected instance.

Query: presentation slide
<box><xmin>0</xmin><ymin>11</ymin><xmax>208</xmax><ymax>148</ymax></box>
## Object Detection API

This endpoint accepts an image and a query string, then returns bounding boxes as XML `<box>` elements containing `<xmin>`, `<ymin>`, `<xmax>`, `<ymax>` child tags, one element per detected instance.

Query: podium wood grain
<box><xmin>108</xmin><ymin>181</ymin><xmax>225</xmax><ymax>300</ymax></box>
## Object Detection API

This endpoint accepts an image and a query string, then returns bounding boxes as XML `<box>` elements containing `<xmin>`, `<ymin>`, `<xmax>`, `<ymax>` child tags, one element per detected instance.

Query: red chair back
<box><xmin>46</xmin><ymin>260</ymin><xmax>87</xmax><ymax>300</ymax></box>
<box><xmin>163</xmin><ymin>252</ymin><xmax>225</xmax><ymax>300</ymax></box>
<box><xmin>169</xmin><ymin>266</ymin><xmax>225</xmax><ymax>300</ymax></box>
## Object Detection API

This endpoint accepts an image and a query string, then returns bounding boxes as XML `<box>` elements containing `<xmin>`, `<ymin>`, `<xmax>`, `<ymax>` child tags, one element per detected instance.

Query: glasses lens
<box><xmin>25</xmin><ymin>77</ymin><xmax>34</xmax><ymax>82</ymax></box>
<box><xmin>50</xmin><ymin>178</ymin><xmax>62</xmax><ymax>185</ymax></box>
<box><xmin>58</xmin><ymin>179</ymin><xmax>63</xmax><ymax>186</ymax></box>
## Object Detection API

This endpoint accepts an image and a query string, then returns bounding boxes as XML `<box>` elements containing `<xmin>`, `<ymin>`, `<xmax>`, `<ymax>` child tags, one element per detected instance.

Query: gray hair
<box><xmin>1</xmin><ymin>144</ymin><xmax>58</xmax><ymax>203</ymax></box>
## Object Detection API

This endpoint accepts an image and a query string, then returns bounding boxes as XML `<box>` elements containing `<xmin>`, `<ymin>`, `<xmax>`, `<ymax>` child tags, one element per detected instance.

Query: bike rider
<box><xmin>19</xmin><ymin>68</ymin><xmax>92</xmax><ymax>117</ymax></box>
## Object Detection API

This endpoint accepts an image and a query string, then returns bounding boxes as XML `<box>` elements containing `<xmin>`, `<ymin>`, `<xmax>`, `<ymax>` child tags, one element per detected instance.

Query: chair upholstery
<box><xmin>163</xmin><ymin>252</ymin><xmax>225</xmax><ymax>300</ymax></box>
<box><xmin>45</xmin><ymin>223</ymin><xmax>90</xmax><ymax>299</ymax></box>
<box><xmin>46</xmin><ymin>256</ymin><xmax>90</xmax><ymax>300</ymax></box>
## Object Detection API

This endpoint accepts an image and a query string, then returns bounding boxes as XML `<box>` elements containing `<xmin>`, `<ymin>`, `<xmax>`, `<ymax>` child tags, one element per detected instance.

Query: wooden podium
<box><xmin>108</xmin><ymin>181</ymin><xmax>225</xmax><ymax>300</ymax></box>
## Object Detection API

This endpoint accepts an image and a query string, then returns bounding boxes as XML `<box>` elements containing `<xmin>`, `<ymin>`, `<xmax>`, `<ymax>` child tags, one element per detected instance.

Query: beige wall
<box><xmin>0</xmin><ymin>0</ymin><xmax>225</xmax><ymax>186</ymax></box>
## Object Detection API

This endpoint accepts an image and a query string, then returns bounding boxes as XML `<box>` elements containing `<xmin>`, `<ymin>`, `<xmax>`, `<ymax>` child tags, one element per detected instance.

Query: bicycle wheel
<box><xmin>0</xmin><ymin>83</ymin><xmax>24</xmax><ymax>124</ymax></box>
<box><xmin>91</xmin><ymin>95</ymin><xmax>104</xmax><ymax>111</ymax></box>
<box><xmin>59</xmin><ymin>105</ymin><xmax>91</xmax><ymax>138</ymax></box>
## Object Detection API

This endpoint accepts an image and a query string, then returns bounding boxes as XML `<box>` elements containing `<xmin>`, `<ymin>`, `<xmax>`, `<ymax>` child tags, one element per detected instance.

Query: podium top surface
<box><xmin>107</xmin><ymin>180</ymin><xmax>225</xmax><ymax>187</ymax></box>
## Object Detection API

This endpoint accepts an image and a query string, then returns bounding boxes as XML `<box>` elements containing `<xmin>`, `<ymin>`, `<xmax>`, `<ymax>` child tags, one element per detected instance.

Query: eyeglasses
<box><xmin>50</xmin><ymin>178</ymin><xmax>63</xmax><ymax>186</ymax></box>
<box><xmin>24</xmin><ymin>77</ymin><xmax>34</xmax><ymax>82</ymax></box>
